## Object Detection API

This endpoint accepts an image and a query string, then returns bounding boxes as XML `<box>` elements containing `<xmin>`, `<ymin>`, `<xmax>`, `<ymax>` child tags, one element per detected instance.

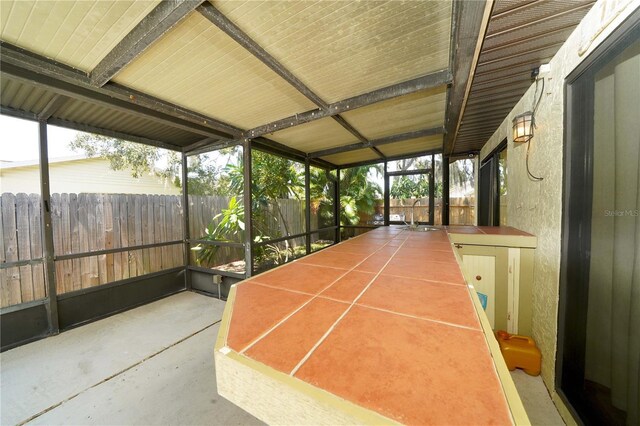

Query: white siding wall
<box><xmin>0</xmin><ymin>158</ymin><xmax>181</xmax><ymax>195</ymax></box>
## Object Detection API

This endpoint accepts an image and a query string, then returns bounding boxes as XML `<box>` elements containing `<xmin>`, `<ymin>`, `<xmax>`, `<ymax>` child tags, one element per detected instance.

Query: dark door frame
<box><xmin>557</xmin><ymin>9</ymin><xmax>640</xmax><ymax>423</ymax></box>
<box><xmin>478</xmin><ymin>140</ymin><xmax>507</xmax><ymax>226</ymax></box>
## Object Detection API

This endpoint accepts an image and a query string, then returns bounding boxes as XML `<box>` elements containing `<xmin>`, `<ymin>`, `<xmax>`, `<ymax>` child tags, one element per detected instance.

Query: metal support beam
<box><xmin>198</xmin><ymin>2</ymin><xmax>327</xmax><ymax>107</ymax></box>
<box><xmin>181</xmin><ymin>153</ymin><xmax>191</xmax><ymax>289</ymax></box>
<box><xmin>0</xmin><ymin>42</ymin><xmax>240</xmax><ymax>138</ymax></box>
<box><xmin>444</xmin><ymin>0</ymin><xmax>494</xmax><ymax>155</ymax></box>
<box><xmin>38</xmin><ymin>121</ymin><xmax>59</xmax><ymax>334</ymax></box>
<box><xmin>197</xmin><ymin>4</ymin><xmax>381</xmax><ymax>159</ymax></box>
<box><xmin>429</xmin><ymin>154</ymin><xmax>435</xmax><ymax>225</ymax></box>
<box><xmin>305</xmin><ymin>158</ymin><xmax>311</xmax><ymax>255</ymax></box>
<box><xmin>308</xmin><ymin>127</ymin><xmax>444</xmax><ymax>159</ymax></box>
<box><xmin>383</xmin><ymin>161</ymin><xmax>390</xmax><ymax>226</ymax></box>
<box><xmin>335</xmin><ymin>169</ymin><xmax>341</xmax><ymax>243</ymax></box>
<box><xmin>370</xmin><ymin>146</ymin><xmax>386</xmax><ymax>159</ymax></box>
<box><xmin>246</xmin><ymin>70</ymin><xmax>451</xmax><ymax>139</ymax></box>
<box><xmin>252</xmin><ymin>137</ymin><xmax>336</xmax><ymax>170</ymax></box>
<box><xmin>242</xmin><ymin>139</ymin><xmax>253</xmax><ymax>277</ymax></box>
<box><xmin>91</xmin><ymin>0</ymin><xmax>202</xmax><ymax>86</ymax></box>
<box><xmin>37</xmin><ymin>94</ymin><xmax>68</xmax><ymax>120</ymax></box>
<box><xmin>442</xmin><ymin>155</ymin><xmax>450</xmax><ymax>225</ymax></box>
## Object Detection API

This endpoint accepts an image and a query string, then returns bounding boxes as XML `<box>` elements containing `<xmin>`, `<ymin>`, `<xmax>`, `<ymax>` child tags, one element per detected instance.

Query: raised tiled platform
<box><xmin>215</xmin><ymin>226</ymin><xmax>530</xmax><ymax>425</ymax></box>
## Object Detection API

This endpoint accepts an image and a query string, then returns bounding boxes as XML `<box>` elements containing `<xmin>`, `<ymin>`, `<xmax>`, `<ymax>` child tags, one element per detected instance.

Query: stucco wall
<box><xmin>479</xmin><ymin>0</ymin><xmax>639</xmax><ymax>393</ymax></box>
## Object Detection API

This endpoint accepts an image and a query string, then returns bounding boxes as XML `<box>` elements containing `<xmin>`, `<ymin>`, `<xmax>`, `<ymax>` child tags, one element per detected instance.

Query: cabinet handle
<box><xmin>455</xmin><ymin>243</ymin><xmax>463</xmax><ymax>249</ymax></box>
<box><xmin>476</xmin><ymin>275</ymin><xmax>482</xmax><ymax>281</ymax></box>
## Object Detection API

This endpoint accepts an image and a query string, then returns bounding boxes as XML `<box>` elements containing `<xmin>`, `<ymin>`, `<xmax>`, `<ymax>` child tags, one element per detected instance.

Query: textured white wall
<box><xmin>479</xmin><ymin>0</ymin><xmax>639</xmax><ymax>392</ymax></box>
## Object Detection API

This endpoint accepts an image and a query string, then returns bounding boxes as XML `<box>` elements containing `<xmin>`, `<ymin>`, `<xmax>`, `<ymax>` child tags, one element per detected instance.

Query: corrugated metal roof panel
<box><xmin>0</xmin><ymin>77</ymin><xmax>202</xmax><ymax>147</ymax></box>
<box><xmin>341</xmin><ymin>87</ymin><xmax>446</xmax><ymax>140</ymax></box>
<box><xmin>1</xmin><ymin>77</ymin><xmax>58</xmax><ymax>112</ymax></box>
<box><xmin>377</xmin><ymin>135</ymin><xmax>443</xmax><ymax>157</ymax></box>
<box><xmin>451</xmin><ymin>0</ymin><xmax>594</xmax><ymax>154</ymax></box>
<box><xmin>55</xmin><ymin>98</ymin><xmax>200</xmax><ymax>145</ymax></box>
<box><xmin>113</xmin><ymin>12</ymin><xmax>316</xmax><ymax>130</ymax></box>
<box><xmin>213</xmin><ymin>0</ymin><xmax>452</xmax><ymax>103</ymax></box>
<box><xmin>321</xmin><ymin>148</ymin><xmax>379</xmax><ymax>166</ymax></box>
<box><xmin>269</xmin><ymin>117</ymin><xmax>358</xmax><ymax>153</ymax></box>
<box><xmin>0</xmin><ymin>0</ymin><xmax>160</xmax><ymax>72</ymax></box>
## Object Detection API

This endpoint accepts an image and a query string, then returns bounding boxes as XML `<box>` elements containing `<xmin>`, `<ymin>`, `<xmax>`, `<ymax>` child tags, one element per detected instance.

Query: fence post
<box><xmin>243</xmin><ymin>139</ymin><xmax>253</xmax><ymax>278</ymax></box>
<box><xmin>38</xmin><ymin>121</ymin><xmax>59</xmax><ymax>333</ymax></box>
<box><xmin>305</xmin><ymin>159</ymin><xmax>311</xmax><ymax>254</ymax></box>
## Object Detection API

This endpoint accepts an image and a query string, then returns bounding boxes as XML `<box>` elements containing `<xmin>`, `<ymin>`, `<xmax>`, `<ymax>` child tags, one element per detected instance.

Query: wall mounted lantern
<box><xmin>512</xmin><ymin>111</ymin><xmax>534</xmax><ymax>143</ymax></box>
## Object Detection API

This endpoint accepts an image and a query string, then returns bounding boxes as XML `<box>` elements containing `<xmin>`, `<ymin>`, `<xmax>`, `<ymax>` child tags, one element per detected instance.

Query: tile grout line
<box><xmin>289</xmin><ymin>233</ymin><xmax>412</xmax><ymax>377</ymax></box>
<box><xmin>16</xmin><ymin>320</ymin><xmax>221</xmax><ymax>426</ymax></box>
<box><xmin>354</xmin><ymin>303</ymin><xmax>481</xmax><ymax>332</ymax></box>
<box><xmin>238</xmin><ymin>233</ymin><xmax>407</xmax><ymax>355</ymax></box>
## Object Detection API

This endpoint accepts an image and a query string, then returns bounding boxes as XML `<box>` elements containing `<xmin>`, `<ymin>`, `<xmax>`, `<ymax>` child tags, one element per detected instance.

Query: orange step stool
<box><xmin>495</xmin><ymin>330</ymin><xmax>541</xmax><ymax>376</ymax></box>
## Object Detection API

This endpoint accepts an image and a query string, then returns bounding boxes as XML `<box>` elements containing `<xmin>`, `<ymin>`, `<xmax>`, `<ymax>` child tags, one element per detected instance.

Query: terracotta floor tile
<box><xmin>319</xmin><ymin>271</ymin><xmax>376</xmax><ymax>303</ymax></box>
<box><xmin>330</xmin><ymin>243</ymin><xmax>384</xmax><ymax>255</ymax></box>
<box><xmin>298</xmin><ymin>250</ymin><xmax>369</xmax><ymax>269</ymax></box>
<box><xmin>357</xmin><ymin>275</ymin><xmax>480</xmax><ymax>329</ymax></box>
<box><xmin>245</xmin><ymin>298</ymin><xmax>348</xmax><ymax>374</ymax></box>
<box><xmin>252</xmin><ymin>263</ymin><xmax>348</xmax><ymax>294</ymax></box>
<box><xmin>382</xmin><ymin>257</ymin><xmax>466</xmax><ymax>285</ymax></box>
<box><xmin>385</xmin><ymin>239</ymin><xmax>405</xmax><ymax>247</ymax></box>
<box><xmin>294</xmin><ymin>306</ymin><xmax>512</xmax><ymax>425</ymax></box>
<box><xmin>354</xmin><ymin>252</ymin><xmax>395</xmax><ymax>273</ymax></box>
<box><xmin>226</xmin><ymin>283</ymin><xmax>311</xmax><ymax>352</ymax></box>
<box><xmin>446</xmin><ymin>226</ymin><xmax>484</xmax><ymax>234</ymax></box>
<box><xmin>402</xmin><ymin>241</ymin><xmax>452</xmax><ymax>252</ymax></box>
<box><xmin>395</xmin><ymin>247</ymin><xmax>458</xmax><ymax>263</ymax></box>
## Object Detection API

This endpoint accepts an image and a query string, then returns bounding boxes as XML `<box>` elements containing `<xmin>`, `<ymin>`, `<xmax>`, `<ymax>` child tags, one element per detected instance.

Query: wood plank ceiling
<box><xmin>0</xmin><ymin>0</ymin><xmax>595</xmax><ymax>165</ymax></box>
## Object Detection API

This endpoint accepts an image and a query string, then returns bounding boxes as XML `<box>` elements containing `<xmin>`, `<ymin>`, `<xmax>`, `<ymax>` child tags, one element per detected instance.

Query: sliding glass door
<box><xmin>559</xmin><ymin>14</ymin><xmax>639</xmax><ymax>426</ymax></box>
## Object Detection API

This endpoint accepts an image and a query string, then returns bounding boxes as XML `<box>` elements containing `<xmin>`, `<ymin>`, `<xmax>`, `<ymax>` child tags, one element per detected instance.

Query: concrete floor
<box><xmin>0</xmin><ymin>291</ymin><xmax>262</xmax><ymax>426</ymax></box>
<box><xmin>1</xmin><ymin>290</ymin><xmax>564</xmax><ymax>426</ymax></box>
<box><xmin>511</xmin><ymin>369</ymin><xmax>565</xmax><ymax>425</ymax></box>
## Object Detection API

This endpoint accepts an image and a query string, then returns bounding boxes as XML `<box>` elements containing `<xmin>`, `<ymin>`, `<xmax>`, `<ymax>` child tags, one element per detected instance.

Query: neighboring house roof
<box><xmin>0</xmin><ymin>156</ymin><xmax>180</xmax><ymax>196</ymax></box>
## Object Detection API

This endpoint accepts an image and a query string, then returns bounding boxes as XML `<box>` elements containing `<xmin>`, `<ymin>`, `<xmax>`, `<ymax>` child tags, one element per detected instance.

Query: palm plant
<box><xmin>339</xmin><ymin>165</ymin><xmax>382</xmax><ymax>225</ymax></box>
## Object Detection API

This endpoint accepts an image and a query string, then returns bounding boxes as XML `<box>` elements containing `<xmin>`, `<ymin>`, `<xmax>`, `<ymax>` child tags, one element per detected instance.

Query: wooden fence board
<box><xmin>104</xmin><ymin>194</ymin><xmax>115</xmax><ymax>283</ymax></box>
<box><xmin>95</xmin><ymin>194</ymin><xmax>107</xmax><ymax>285</ymax></box>
<box><xmin>2</xmin><ymin>193</ymin><xmax>21</xmax><ymax>307</ymax></box>
<box><xmin>69</xmin><ymin>193</ymin><xmax>81</xmax><ymax>292</ymax></box>
<box><xmin>29</xmin><ymin>194</ymin><xmax>46</xmax><ymax>299</ymax></box>
<box><xmin>17</xmin><ymin>193</ymin><xmax>35</xmax><ymax>302</ymax></box>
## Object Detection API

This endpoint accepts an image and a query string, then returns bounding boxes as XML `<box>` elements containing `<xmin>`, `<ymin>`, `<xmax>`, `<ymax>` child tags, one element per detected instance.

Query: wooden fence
<box><xmin>2</xmin><ymin>192</ymin><xmax>472</xmax><ymax>308</ymax></box>
<box><xmin>1</xmin><ymin>193</ymin><xmax>311</xmax><ymax>308</ymax></box>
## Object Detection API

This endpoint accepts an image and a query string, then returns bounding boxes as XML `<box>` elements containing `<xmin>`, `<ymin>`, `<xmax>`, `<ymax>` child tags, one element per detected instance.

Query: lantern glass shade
<box><xmin>513</xmin><ymin>111</ymin><xmax>533</xmax><ymax>143</ymax></box>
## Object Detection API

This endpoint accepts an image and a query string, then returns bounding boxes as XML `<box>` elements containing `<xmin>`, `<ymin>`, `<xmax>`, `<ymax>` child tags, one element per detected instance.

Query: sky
<box><xmin>0</xmin><ymin>115</ymin><xmax>79</xmax><ymax>162</ymax></box>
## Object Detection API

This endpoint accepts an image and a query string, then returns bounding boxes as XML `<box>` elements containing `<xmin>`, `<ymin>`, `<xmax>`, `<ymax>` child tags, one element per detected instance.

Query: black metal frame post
<box><xmin>305</xmin><ymin>158</ymin><xmax>311</xmax><ymax>254</ymax></box>
<box><xmin>384</xmin><ymin>161</ymin><xmax>390</xmax><ymax>226</ymax></box>
<box><xmin>443</xmin><ymin>155</ymin><xmax>450</xmax><ymax>225</ymax></box>
<box><xmin>181</xmin><ymin>153</ymin><xmax>191</xmax><ymax>289</ymax></box>
<box><xmin>429</xmin><ymin>154</ymin><xmax>435</xmax><ymax>225</ymax></box>
<box><xmin>38</xmin><ymin>120</ymin><xmax>59</xmax><ymax>333</ymax></box>
<box><xmin>243</xmin><ymin>139</ymin><xmax>253</xmax><ymax>277</ymax></box>
<box><xmin>335</xmin><ymin>168</ymin><xmax>341</xmax><ymax>243</ymax></box>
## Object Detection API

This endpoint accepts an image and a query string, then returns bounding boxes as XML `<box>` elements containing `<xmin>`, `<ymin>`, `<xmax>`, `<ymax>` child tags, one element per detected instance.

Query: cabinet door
<box><xmin>462</xmin><ymin>254</ymin><xmax>496</xmax><ymax>327</ymax></box>
<box><xmin>456</xmin><ymin>245</ymin><xmax>509</xmax><ymax>331</ymax></box>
